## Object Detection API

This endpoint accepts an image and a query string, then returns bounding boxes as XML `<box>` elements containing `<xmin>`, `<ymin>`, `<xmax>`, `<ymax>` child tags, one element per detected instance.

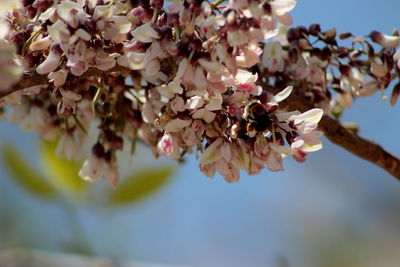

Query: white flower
<box><xmin>57</xmin><ymin>89</ymin><xmax>82</xmax><ymax>114</ymax></box>
<box><xmin>262</xmin><ymin>41</ymin><xmax>285</xmax><ymax>73</ymax></box>
<box><xmin>103</xmin><ymin>163</ymin><xmax>120</xmax><ymax>188</ymax></box>
<box><xmin>144</xmin><ymin>59</ymin><xmax>160</xmax><ymax>77</ymax></box>
<box><xmin>370</xmin><ymin>31</ymin><xmax>400</xmax><ymax>49</ymax></box>
<box><xmin>198</xmin><ymin>58</ymin><xmax>230</xmax><ymax>76</ymax></box>
<box><xmin>55</xmin><ymin>131</ymin><xmax>83</xmax><ymax>160</ymax></box>
<box><xmin>192</xmin><ymin>108</ymin><xmax>216</xmax><ymax>123</ymax></box>
<box><xmin>186</xmin><ymin>96</ymin><xmax>205</xmax><ymax>110</ymax></box>
<box><xmin>131</xmin><ymin>23</ymin><xmax>160</xmax><ymax>43</ymax></box>
<box><xmin>20</xmin><ymin>106</ymin><xmax>50</xmax><ymax>132</ymax></box>
<box><xmin>234</xmin><ymin>70</ymin><xmax>262</xmax><ymax>95</ymax></box>
<box><xmin>36</xmin><ymin>45</ymin><xmax>62</xmax><ymax>74</ymax></box>
<box><xmin>296</xmin><ymin>131</ymin><xmax>323</xmax><ymax>152</ymax></box>
<box><xmin>229</xmin><ymin>0</ymin><xmax>248</xmax><ymax>10</ymax></box>
<box><xmin>394</xmin><ymin>50</ymin><xmax>400</xmax><ymax>69</ymax></box>
<box><xmin>117</xmin><ymin>52</ymin><xmax>146</xmax><ymax>70</ymax></box>
<box><xmin>79</xmin><ymin>155</ymin><xmax>105</xmax><ymax>182</ymax></box>
<box><xmin>141</xmin><ymin>101</ymin><xmax>157</xmax><ymax>124</ymax></box>
<box><xmin>273</xmin><ymin>86</ymin><xmax>293</xmax><ymax>102</ymax></box>
<box><xmin>30</xmin><ymin>36</ymin><xmax>53</xmax><ymax>51</ymax></box>
<box><xmin>95</xmin><ymin>50</ymin><xmax>116</xmax><ymax>71</ymax></box>
<box><xmin>48</xmin><ymin>20</ymin><xmax>71</xmax><ymax>43</ymax></box>
<box><xmin>205</xmin><ymin>95</ymin><xmax>223</xmax><ymax>111</ymax></box>
<box><xmin>271</xmin><ymin>0</ymin><xmax>297</xmax><ymax>17</ymax></box>
<box><xmin>215</xmin><ymin>160</ymin><xmax>240</xmax><ymax>183</ymax></box>
<box><xmin>0</xmin><ymin>40</ymin><xmax>23</xmax><ymax>91</ymax></box>
<box><xmin>170</xmin><ymin>96</ymin><xmax>186</xmax><ymax>113</ymax></box>
<box><xmin>230</xmin><ymin>139</ymin><xmax>250</xmax><ymax>170</ymax></box>
<box><xmin>182</xmin><ymin>127</ymin><xmax>199</xmax><ymax>146</ymax></box>
<box><xmin>158</xmin><ymin>80</ymin><xmax>184</xmax><ymax>99</ymax></box>
<box><xmin>157</xmin><ymin>132</ymin><xmax>181</xmax><ymax>159</ymax></box>
<box><xmin>9</xmin><ymin>102</ymin><xmax>29</xmax><ymax>124</ymax></box>
<box><xmin>75</xmin><ymin>29</ymin><xmax>91</xmax><ymax>41</ymax></box>
<box><xmin>48</xmin><ymin>69</ymin><xmax>68</xmax><ymax>87</ymax></box>
<box><xmin>227</xmin><ymin>30</ymin><xmax>250</xmax><ymax>47</ymax></box>
<box><xmin>200</xmin><ymin>138</ymin><xmax>224</xmax><ymax>167</ymax></box>
<box><xmin>93</xmin><ymin>5</ymin><xmax>113</xmax><ymax>21</ymax></box>
<box><xmin>236</xmin><ymin>43</ymin><xmax>263</xmax><ymax>68</ymax></box>
<box><xmin>290</xmin><ymin>108</ymin><xmax>324</xmax><ymax>134</ymax></box>
<box><xmin>356</xmin><ymin>80</ymin><xmax>380</xmax><ymax>97</ymax></box>
<box><xmin>0</xmin><ymin>0</ymin><xmax>19</xmax><ymax>17</ymax></box>
<box><xmin>341</xmin><ymin>68</ymin><xmax>364</xmax><ymax>94</ymax></box>
<box><xmin>337</xmin><ymin>91</ymin><xmax>353</xmax><ymax>108</ymax></box>
<box><xmin>370</xmin><ymin>57</ymin><xmax>388</xmax><ymax>78</ymax></box>
<box><xmin>266</xmin><ymin>150</ymin><xmax>283</xmax><ymax>171</ymax></box>
<box><xmin>164</xmin><ymin>118</ymin><xmax>192</xmax><ymax>132</ymax></box>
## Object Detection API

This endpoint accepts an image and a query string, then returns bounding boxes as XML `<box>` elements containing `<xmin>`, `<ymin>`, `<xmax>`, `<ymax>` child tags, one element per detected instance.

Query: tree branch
<box><xmin>0</xmin><ymin>65</ymin><xmax>129</xmax><ymax>99</ymax></box>
<box><xmin>285</xmin><ymin>93</ymin><xmax>400</xmax><ymax>180</ymax></box>
<box><xmin>3</xmin><ymin>67</ymin><xmax>400</xmax><ymax>180</ymax></box>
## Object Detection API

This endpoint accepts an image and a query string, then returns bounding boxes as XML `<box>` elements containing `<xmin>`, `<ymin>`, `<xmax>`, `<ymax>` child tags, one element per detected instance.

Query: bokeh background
<box><xmin>1</xmin><ymin>0</ymin><xmax>400</xmax><ymax>266</ymax></box>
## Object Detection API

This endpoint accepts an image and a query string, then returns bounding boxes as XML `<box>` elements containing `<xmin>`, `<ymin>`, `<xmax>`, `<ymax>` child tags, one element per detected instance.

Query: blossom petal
<box><xmin>200</xmin><ymin>138</ymin><xmax>224</xmax><ymax>166</ymax></box>
<box><xmin>273</xmin><ymin>86</ymin><xmax>293</xmax><ymax>102</ymax></box>
<box><xmin>295</xmin><ymin>108</ymin><xmax>323</xmax><ymax>124</ymax></box>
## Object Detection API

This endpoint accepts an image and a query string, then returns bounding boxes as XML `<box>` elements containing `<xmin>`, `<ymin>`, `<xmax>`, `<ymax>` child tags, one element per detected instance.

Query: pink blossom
<box><xmin>157</xmin><ymin>132</ymin><xmax>180</xmax><ymax>159</ymax></box>
<box><xmin>236</xmin><ymin>44</ymin><xmax>263</xmax><ymax>68</ymax></box>
<box><xmin>131</xmin><ymin>23</ymin><xmax>160</xmax><ymax>43</ymax></box>
<box><xmin>234</xmin><ymin>70</ymin><xmax>262</xmax><ymax>95</ymax></box>
<box><xmin>262</xmin><ymin>42</ymin><xmax>285</xmax><ymax>73</ymax></box>
<box><xmin>57</xmin><ymin>88</ymin><xmax>82</xmax><ymax>115</ymax></box>
<box><xmin>36</xmin><ymin>45</ymin><xmax>62</xmax><ymax>74</ymax></box>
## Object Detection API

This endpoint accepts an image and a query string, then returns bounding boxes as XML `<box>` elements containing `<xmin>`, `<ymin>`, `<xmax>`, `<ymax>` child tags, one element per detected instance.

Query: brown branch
<box><xmin>285</xmin><ymin>93</ymin><xmax>400</xmax><ymax>180</ymax></box>
<box><xmin>4</xmin><ymin>66</ymin><xmax>400</xmax><ymax>180</ymax></box>
<box><xmin>0</xmin><ymin>65</ymin><xmax>129</xmax><ymax>99</ymax></box>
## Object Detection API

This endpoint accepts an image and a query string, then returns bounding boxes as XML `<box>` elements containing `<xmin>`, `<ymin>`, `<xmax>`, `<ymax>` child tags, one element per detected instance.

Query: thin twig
<box><xmin>0</xmin><ymin>65</ymin><xmax>129</xmax><ymax>99</ymax></box>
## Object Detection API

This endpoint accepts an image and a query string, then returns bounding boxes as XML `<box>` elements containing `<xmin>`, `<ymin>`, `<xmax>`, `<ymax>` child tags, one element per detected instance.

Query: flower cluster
<box><xmin>260</xmin><ymin>24</ymin><xmax>400</xmax><ymax>114</ymax></box>
<box><xmin>0</xmin><ymin>0</ymin><xmax>335</xmax><ymax>185</ymax></box>
<box><xmin>0</xmin><ymin>0</ymin><xmax>23</xmax><ymax>93</ymax></box>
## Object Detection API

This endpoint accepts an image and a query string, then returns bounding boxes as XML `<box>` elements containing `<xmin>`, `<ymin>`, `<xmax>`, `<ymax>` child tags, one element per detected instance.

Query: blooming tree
<box><xmin>1</xmin><ymin>0</ymin><xmax>399</xmax><ymax>186</ymax></box>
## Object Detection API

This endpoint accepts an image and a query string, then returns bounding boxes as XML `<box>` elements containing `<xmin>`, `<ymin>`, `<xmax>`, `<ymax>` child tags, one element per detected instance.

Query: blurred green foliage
<box><xmin>2</xmin><ymin>144</ymin><xmax>55</xmax><ymax>199</ymax></box>
<box><xmin>109</xmin><ymin>166</ymin><xmax>176</xmax><ymax>206</ymax></box>
<box><xmin>40</xmin><ymin>140</ymin><xmax>86</xmax><ymax>197</ymax></box>
<box><xmin>2</xmin><ymin>139</ymin><xmax>176</xmax><ymax>206</ymax></box>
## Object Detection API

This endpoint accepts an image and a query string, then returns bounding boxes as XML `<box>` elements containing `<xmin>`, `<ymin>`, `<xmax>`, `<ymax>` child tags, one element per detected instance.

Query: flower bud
<box><xmin>308</xmin><ymin>24</ymin><xmax>321</xmax><ymax>36</ymax></box>
<box><xmin>370</xmin><ymin>30</ymin><xmax>400</xmax><ymax>49</ymax></box>
<box><xmin>150</xmin><ymin>0</ymin><xmax>164</xmax><ymax>10</ymax></box>
<box><xmin>36</xmin><ymin>44</ymin><xmax>62</xmax><ymax>74</ymax></box>
<box><xmin>390</xmin><ymin>83</ymin><xmax>400</xmax><ymax>106</ymax></box>
<box><xmin>32</xmin><ymin>0</ymin><xmax>50</xmax><ymax>12</ymax></box>
<box><xmin>339</xmin><ymin>32</ymin><xmax>353</xmax><ymax>40</ymax></box>
<box><xmin>92</xmin><ymin>142</ymin><xmax>105</xmax><ymax>159</ymax></box>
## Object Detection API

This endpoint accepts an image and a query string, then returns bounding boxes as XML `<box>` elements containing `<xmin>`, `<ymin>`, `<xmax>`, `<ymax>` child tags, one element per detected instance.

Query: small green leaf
<box><xmin>92</xmin><ymin>87</ymin><xmax>102</xmax><ymax>114</ymax></box>
<box><xmin>22</xmin><ymin>29</ymin><xmax>44</xmax><ymax>55</ymax></box>
<box><xmin>40</xmin><ymin>140</ymin><xmax>86</xmax><ymax>196</ymax></box>
<box><xmin>109</xmin><ymin>166</ymin><xmax>176</xmax><ymax>206</ymax></box>
<box><xmin>72</xmin><ymin>114</ymin><xmax>88</xmax><ymax>135</ymax></box>
<box><xmin>2</xmin><ymin>144</ymin><xmax>55</xmax><ymax>198</ymax></box>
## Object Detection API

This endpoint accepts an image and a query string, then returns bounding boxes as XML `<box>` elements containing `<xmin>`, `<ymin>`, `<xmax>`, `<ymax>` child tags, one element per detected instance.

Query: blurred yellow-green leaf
<box><xmin>2</xmin><ymin>144</ymin><xmax>56</xmax><ymax>198</ymax></box>
<box><xmin>109</xmin><ymin>166</ymin><xmax>176</xmax><ymax>206</ymax></box>
<box><xmin>40</xmin><ymin>140</ymin><xmax>86</xmax><ymax>197</ymax></box>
